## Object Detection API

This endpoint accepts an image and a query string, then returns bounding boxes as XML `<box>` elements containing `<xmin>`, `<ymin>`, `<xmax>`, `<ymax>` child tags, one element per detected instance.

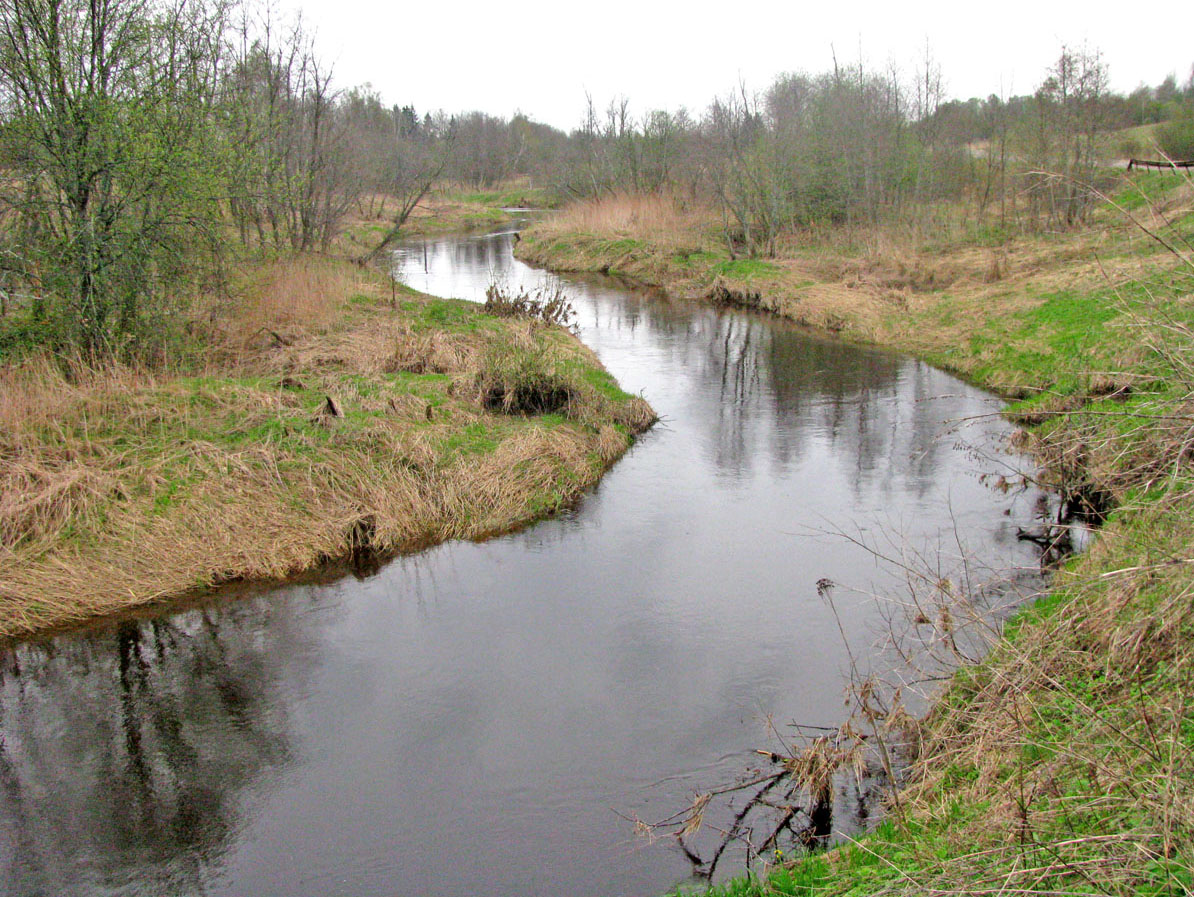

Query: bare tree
<box><xmin>356</xmin><ymin>125</ymin><xmax>453</xmax><ymax>266</ymax></box>
<box><xmin>222</xmin><ymin>11</ymin><xmax>359</xmax><ymax>253</ymax></box>
<box><xmin>1026</xmin><ymin>45</ymin><xmax>1111</xmax><ymax>227</ymax></box>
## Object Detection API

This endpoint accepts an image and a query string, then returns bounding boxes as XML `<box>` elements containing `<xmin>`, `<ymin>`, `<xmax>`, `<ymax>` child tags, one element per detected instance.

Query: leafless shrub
<box><xmin>483</xmin><ymin>282</ymin><xmax>576</xmax><ymax>330</ymax></box>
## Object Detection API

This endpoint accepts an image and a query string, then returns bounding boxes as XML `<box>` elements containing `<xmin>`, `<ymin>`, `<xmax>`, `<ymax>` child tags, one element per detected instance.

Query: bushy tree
<box><xmin>0</xmin><ymin>0</ymin><xmax>230</xmax><ymax>353</ymax></box>
<box><xmin>1158</xmin><ymin>99</ymin><xmax>1194</xmax><ymax>160</ymax></box>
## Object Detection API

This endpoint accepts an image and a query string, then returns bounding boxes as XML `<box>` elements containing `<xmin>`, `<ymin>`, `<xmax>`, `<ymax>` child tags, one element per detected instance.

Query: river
<box><xmin>0</xmin><ymin>226</ymin><xmax>1042</xmax><ymax>896</ymax></box>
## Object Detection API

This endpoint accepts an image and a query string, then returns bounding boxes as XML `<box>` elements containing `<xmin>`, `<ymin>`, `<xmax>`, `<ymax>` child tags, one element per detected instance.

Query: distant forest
<box><xmin>0</xmin><ymin>0</ymin><xmax>1191</xmax><ymax>354</ymax></box>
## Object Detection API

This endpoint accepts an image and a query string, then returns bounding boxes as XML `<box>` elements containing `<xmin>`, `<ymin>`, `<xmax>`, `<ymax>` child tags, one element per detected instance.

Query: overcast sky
<box><xmin>280</xmin><ymin>0</ymin><xmax>1191</xmax><ymax>130</ymax></box>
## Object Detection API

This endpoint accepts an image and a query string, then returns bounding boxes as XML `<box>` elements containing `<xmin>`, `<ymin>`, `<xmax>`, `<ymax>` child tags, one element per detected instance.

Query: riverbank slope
<box><xmin>516</xmin><ymin>184</ymin><xmax>1194</xmax><ymax>895</ymax></box>
<box><xmin>0</xmin><ymin>257</ymin><xmax>653</xmax><ymax>640</ymax></box>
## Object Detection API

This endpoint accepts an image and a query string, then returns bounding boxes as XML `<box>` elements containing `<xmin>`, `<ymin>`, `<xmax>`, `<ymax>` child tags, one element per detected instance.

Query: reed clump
<box><xmin>533</xmin><ymin>191</ymin><xmax>718</xmax><ymax>249</ymax></box>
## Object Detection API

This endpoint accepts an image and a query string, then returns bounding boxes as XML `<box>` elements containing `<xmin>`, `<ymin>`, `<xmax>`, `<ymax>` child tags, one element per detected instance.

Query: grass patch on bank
<box><xmin>0</xmin><ymin>257</ymin><xmax>653</xmax><ymax>640</ymax></box>
<box><xmin>454</xmin><ymin>185</ymin><xmax>560</xmax><ymax>209</ymax></box>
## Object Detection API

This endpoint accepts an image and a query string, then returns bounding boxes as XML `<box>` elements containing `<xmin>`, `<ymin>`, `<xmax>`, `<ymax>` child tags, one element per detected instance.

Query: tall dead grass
<box><xmin>536</xmin><ymin>192</ymin><xmax>718</xmax><ymax>248</ymax></box>
<box><xmin>0</xmin><ymin>354</ymin><xmax>159</xmax><ymax>557</ymax></box>
<box><xmin>213</xmin><ymin>256</ymin><xmax>371</xmax><ymax>356</ymax></box>
<box><xmin>0</xmin><ymin>352</ymin><xmax>157</xmax><ymax>434</ymax></box>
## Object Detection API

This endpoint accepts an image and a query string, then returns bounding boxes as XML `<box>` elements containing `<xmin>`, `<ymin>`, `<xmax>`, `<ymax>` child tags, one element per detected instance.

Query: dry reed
<box><xmin>210</xmin><ymin>255</ymin><xmax>371</xmax><ymax>358</ymax></box>
<box><xmin>534</xmin><ymin>192</ymin><xmax>718</xmax><ymax>248</ymax></box>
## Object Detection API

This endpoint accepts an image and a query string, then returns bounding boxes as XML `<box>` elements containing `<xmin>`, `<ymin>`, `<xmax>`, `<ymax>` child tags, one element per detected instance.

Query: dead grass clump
<box><xmin>984</xmin><ymin>249</ymin><xmax>1008</xmax><ymax>283</ymax></box>
<box><xmin>888</xmin><ymin>506</ymin><xmax>1194</xmax><ymax>895</ymax></box>
<box><xmin>474</xmin><ymin>339</ymin><xmax>581</xmax><ymax>416</ymax></box>
<box><xmin>0</xmin><ymin>386</ymin><xmax>643</xmax><ymax>639</ymax></box>
<box><xmin>0</xmin><ymin>459</ymin><xmax>116</xmax><ymax>553</ymax></box>
<box><xmin>218</xmin><ymin>256</ymin><xmax>370</xmax><ymax>354</ymax></box>
<box><xmin>537</xmin><ymin>192</ymin><xmax>718</xmax><ymax>248</ymax></box>
<box><xmin>611</xmin><ymin>396</ymin><xmax>657</xmax><ymax>434</ymax></box>
<box><xmin>0</xmin><ymin>354</ymin><xmax>160</xmax><ymax>555</ymax></box>
<box><xmin>386</xmin><ymin>325</ymin><xmax>475</xmax><ymax>375</ymax></box>
<box><xmin>831</xmin><ymin>249</ymin><xmax>957</xmax><ymax>295</ymax></box>
<box><xmin>483</xmin><ymin>282</ymin><xmax>576</xmax><ymax>329</ymax></box>
<box><xmin>708</xmin><ymin>282</ymin><xmax>763</xmax><ymax>310</ymax></box>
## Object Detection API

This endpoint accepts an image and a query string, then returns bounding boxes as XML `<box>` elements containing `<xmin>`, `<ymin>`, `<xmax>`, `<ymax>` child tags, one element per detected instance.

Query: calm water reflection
<box><xmin>0</xmin><ymin>228</ymin><xmax>1039</xmax><ymax>896</ymax></box>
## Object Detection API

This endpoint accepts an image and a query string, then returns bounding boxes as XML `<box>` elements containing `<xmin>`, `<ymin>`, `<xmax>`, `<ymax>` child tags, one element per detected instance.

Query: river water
<box><xmin>0</xmin><ymin>228</ymin><xmax>1041</xmax><ymax>896</ymax></box>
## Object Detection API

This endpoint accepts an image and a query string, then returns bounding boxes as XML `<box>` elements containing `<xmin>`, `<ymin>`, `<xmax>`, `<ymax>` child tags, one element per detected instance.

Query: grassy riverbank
<box><xmin>336</xmin><ymin>180</ymin><xmax>561</xmax><ymax>254</ymax></box>
<box><xmin>516</xmin><ymin>184</ymin><xmax>1194</xmax><ymax>895</ymax></box>
<box><xmin>0</xmin><ymin>256</ymin><xmax>652</xmax><ymax>641</ymax></box>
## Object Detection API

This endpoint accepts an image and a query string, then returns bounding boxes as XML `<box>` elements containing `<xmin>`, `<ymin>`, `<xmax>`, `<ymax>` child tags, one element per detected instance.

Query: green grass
<box><xmin>406</xmin><ymin>296</ymin><xmax>498</xmax><ymax>333</ymax></box>
<box><xmin>1113</xmin><ymin>169</ymin><xmax>1190</xmax><ymax>211</ymax></box>
<box><xmin>438</xmin><ymin>420</ymin><xmax>501</xmax><ymax>459</ymax></box>
<box><xmin>711</xmin><ymin>258</ymin><xmax>783</xmax><ymax>280</ymax></box>
<box><xmin>596</xmin><ymin>237</ymin><xmax>645</xmax><ymax>255</ymax></box>
<box><xmin>581</xmin><ymin>366</ymin><xmax>634</xmax><ymax>403</ymax></box>
<box><xmin>915</xmin><ymin>266</ymin><xmax>1194</xmax><ymax>404</ymax></box>
<box><xmin>462</xmin><ymin>208</ymin><xmax>507</xmax><ymax>226</ymax></box>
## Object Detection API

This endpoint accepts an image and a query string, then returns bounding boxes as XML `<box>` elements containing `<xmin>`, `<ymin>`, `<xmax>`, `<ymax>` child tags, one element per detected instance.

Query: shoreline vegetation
<box><xmin>514</xmin><ymin>180</ymin><xmax>1194</xmax><ymax>895</ymax></box>
<box><xmin>0</xmin><ymin>255</ymin><xmax>654</xmax><ymax>641</ymax></box>
<box><xmin>0</xmin><ymin>3</ymin><xmax>1191</xmax><ymax>886</ymax></box>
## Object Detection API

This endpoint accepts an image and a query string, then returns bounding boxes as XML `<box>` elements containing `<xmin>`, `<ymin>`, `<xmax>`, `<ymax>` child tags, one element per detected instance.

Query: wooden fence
<box><xmin>1127</xmin><ymin>158</ymin><xmax>1194</xmax><ymax>171</ymax></box>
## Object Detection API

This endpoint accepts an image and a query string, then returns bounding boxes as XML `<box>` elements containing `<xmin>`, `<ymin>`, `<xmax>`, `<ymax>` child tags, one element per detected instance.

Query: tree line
<box><xmin>0</xmin><ymin>0</ymin><xmax>1190</xmax><ymax>356</ymax></box>
<box><xmin>556</xmin><ymin>49</ymin><xmax>1194</xmax><ymax>256</ymax></box>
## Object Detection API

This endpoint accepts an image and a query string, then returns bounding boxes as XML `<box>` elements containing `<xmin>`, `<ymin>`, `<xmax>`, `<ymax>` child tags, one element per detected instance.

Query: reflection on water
<box><xmin>0</xmin><ymin>592</ymin><xmax>333</xmax><ymax>895</ymax></box>
<box><xmin>0</xmin><ymin>227</ymin><xmax>1040</xmax><ymax>897</ymax></box>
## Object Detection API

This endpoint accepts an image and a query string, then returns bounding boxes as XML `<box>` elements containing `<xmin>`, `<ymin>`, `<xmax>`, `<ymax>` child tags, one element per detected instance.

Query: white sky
<box><xmin>283</xmin><ymin>0</ymin><xmax>1191</xmax><ymax>129</ymax></box>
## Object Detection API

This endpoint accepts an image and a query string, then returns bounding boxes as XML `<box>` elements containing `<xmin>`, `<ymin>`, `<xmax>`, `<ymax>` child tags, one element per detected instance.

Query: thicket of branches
<box><xmin>560</xmin><ymin>48</ymin><xmax>1194</xmax><ymax>255</ymax></box>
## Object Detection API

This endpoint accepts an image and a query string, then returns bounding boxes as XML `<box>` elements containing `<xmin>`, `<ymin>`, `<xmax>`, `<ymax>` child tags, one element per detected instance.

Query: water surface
<box><xmin>0</xmin><ymin>228</ymin><xmax>1040</xmax><ymax>896</ymax></box>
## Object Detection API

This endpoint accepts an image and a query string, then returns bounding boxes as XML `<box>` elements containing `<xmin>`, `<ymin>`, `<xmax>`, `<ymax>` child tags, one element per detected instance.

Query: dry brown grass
<box><xmin>0</xmin><ymin>352</ymin><xmax>157</xmax><ymax>433</ymax></box>
<box><xmin>0</xmin><ymin>418</ymin><xmax>628</xmax><ymax>636</ymax></box>
<box><xmin>385</xmin><ymin>324</ymin><xmax>477</xmax><ymax>375</ymax></box>
<box><xmin>0</xmin><ymin>259</ymin><xmax>654</xmax><ymax>641</ymax></box>
<box><xmin>875</xmin><ymin>502</ymin><xmax>1194</xmax><ymax>895</ymax></box>
<box><xmin>211</xmin><ymin>256</ymin><xmax>371</xmax><ymax>357</ymax></box>
<box><xmin>519</xmin><ymin>185</ymin><xmax>1191</xmax><ymax>366</ymax></box>
<box><xmin>0</xmin><ymin>355</ymin><xmax>157</xmax><ymax>558</ymax></box>
<box><xmin>534</xmin><ymin>192</ymin><xmax>719</xmax><ymax>249</ymax></box>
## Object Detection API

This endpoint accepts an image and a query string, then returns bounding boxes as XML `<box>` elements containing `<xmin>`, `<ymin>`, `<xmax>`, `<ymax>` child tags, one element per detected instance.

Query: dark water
<box><xmin>0</xmin><ymin>228</ymin><xmax>1041</xmax><ymax>896</ymax></box>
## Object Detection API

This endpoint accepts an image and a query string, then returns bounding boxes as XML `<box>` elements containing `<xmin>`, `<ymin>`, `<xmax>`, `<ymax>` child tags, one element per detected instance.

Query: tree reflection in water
<box><xmin>0</xmin><ymin>593</ymin><xmax>326</xmax><ymax>896</ymax></box>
